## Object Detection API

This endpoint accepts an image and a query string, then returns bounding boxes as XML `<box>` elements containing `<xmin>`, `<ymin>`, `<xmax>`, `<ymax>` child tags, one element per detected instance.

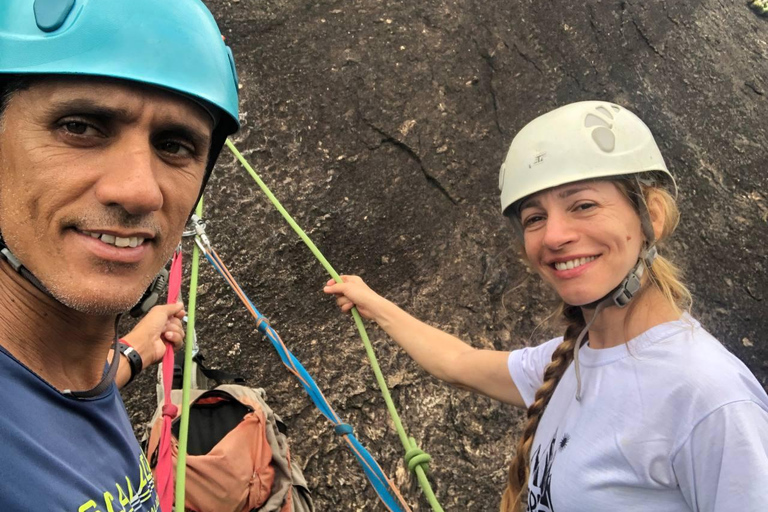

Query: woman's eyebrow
<box><xmin>519</xmin><ymin>198</ymin><xmax>541</xmax><ymax>211</ymax></box>
<box><xmin>520</xmin><ymin>185</ymin><xmax>598</xmax><ymax>211</ymax></box>
<box><xmin>557</xmin><ymin>185</ymin><xmax>596</xmax><ymax>199</ymax></box>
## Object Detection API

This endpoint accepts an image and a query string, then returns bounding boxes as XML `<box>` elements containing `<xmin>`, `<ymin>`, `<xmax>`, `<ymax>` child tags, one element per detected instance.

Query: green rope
<box><xmin>749</xmin><ymin>0</ymin><xmax>768</xmax><ymax>16</ymax></box>
<box><xmin>225</xmin><ymin>139</ymin><xmax>444</xmax><ymax>511</ymax></box>
<box><xmin>174</xmin><ymin>198</ymin><xmax>204</xmax><ymax>508</ymax></box>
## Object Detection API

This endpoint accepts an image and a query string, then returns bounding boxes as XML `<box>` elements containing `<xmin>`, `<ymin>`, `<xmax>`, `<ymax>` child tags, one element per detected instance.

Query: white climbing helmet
<box><xmin>498</xmin><ymin>101</ymin><xmax>676</xmax><ymax>215</ymax></box>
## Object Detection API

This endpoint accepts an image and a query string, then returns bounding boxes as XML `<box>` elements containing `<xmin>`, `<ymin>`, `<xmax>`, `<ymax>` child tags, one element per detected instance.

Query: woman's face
<box><xmin>519</xmin><ymin>180</ymin><xmax>644</xmax><ymax>306</ymax></box>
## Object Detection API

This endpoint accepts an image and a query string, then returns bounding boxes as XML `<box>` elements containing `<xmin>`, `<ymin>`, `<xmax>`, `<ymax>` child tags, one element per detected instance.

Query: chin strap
<box><xmin>0</xmin><ymin>244</ymin><xmax>53</xmax><ymax>299</ymax></box>
<box><xmin>573</xmin><ymin>243</ymin><xmax>658</xmax><ymax>402</ymax></box>
<box><xmin>573</xmin><ymin>177</ymin><xmax>662</xmax><ymax>401</ymax></box>
<box><xmin>0</xmin><ymin>236</ymin><xmax>166</xmax><ymax>398</ymax></box>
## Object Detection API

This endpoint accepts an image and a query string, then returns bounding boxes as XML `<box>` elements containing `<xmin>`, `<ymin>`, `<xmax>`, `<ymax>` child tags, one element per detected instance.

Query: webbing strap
<box><xmin>155</xmin><ymin>249</ymin><xmax>183</xmax><ymax>512</ymax></box>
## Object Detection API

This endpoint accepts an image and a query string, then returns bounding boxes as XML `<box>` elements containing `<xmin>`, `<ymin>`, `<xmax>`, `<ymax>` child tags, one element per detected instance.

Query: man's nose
<box><xmin>94</xmin><ymin>138</ymin><xmax>163</xmax><ymax>215</ymax></box>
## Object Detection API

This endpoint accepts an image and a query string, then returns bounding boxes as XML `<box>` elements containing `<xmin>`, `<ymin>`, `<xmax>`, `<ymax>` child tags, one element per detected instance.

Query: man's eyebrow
<box><xmin>157</xmin><ymin>123</ymin><xmax>211</xmax><ymax>151</ymax></box>
<box><xmin>44</xmin><ymin>99</ymin><xmax>136</xmax><ymax>123</ymax></box>
<box><xmin>45</xmin><ymin>99</ymin><xmax>212</xmax><ymax>148</ymax></box>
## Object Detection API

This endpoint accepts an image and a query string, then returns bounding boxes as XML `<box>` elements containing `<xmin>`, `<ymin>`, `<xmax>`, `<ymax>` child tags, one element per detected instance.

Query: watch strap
<box><xmin>117</xmin><ymin>340</ymin><xmax>143</xmax><ymax>385</ymax></box>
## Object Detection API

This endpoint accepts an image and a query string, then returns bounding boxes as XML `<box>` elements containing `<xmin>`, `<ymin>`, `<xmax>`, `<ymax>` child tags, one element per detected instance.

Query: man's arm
<box><xmin>110</xmin><ymin>302</ymin><xmax>185</xmax><ymax>389</ymax></box>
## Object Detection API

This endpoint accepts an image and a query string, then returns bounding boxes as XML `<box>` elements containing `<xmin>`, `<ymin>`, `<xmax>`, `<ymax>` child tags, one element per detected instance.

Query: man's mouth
<box><xmin>79</xmin><ymin>229</ymin><xmax>146</xmax><ymax>248</ymax></box>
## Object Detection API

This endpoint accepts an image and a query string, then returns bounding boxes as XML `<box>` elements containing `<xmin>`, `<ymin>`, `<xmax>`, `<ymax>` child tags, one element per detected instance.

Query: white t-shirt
<box><xmin>507</xmin><ymin>315</ymin><xmax>768</xmax><ymax>512</ymax></box>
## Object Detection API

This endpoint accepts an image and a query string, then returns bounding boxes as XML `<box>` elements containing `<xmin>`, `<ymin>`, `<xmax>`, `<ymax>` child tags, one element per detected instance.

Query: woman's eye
<box><xmin>575</xmin><ymin>202</ymin><xmax>596</xmax><ymax>211</ymax></box>
<box><xmin>523</xmin><ymin>215</ymin><xmax>544</xmax><ymax>228</ymax></box>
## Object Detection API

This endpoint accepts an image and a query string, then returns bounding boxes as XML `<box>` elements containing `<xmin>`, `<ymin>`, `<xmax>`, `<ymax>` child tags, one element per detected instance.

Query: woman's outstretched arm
<box><xmin>324</xmin><ymin>275</ymin><xmax>525</xmax><ymax>407</ymax></box>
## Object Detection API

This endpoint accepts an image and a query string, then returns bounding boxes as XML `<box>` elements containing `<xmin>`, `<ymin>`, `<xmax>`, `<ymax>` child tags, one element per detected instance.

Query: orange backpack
<box><xmin>144</xmin><ymin>356</ymin><xmax>313</xmax><ymax>512</ymax></box>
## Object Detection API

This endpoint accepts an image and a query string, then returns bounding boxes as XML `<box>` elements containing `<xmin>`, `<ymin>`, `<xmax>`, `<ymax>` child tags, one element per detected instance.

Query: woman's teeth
<box><xmin>554</xmin><ymin>256</ymin><xmax>596</xmax><ymax>271</ymax></box>
<box><xmin>81</xmin><ymin>230</ymin><xmax>145</xmax><ymax>248</ymax></box>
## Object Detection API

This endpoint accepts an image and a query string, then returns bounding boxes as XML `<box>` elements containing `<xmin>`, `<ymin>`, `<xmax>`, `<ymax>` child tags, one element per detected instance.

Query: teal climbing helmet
<box><xmin>0</xmin><ymin>0</ymin><xmax>240</xmax><ymax>180</ymax></box>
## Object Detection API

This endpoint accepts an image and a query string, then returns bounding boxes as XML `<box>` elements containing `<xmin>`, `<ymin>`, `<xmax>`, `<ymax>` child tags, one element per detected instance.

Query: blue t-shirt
<box><xmin>0</xmin><ymin>344</ymin><xmax>159</xmax><ymax>511</ymax></box>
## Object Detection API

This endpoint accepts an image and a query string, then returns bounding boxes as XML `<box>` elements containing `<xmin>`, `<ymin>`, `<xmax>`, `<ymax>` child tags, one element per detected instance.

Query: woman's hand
<box><xmin>323</xmin><ymin>275</ymin><xmax>388</xmax><ymax>321</ymax></box>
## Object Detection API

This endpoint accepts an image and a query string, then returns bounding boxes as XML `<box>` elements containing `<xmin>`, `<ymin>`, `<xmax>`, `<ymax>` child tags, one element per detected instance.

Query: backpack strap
<box><xmin>195</xmin><ymin>353</ymin><xmax>246</xmax><ymax>385</ymax></box>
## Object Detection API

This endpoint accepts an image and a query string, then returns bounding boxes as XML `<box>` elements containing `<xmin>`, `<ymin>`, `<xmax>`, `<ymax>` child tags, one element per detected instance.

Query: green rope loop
<box><xmin>226</xmin><ymin>139</ymin><xmax>444</xmax><ymax>512</ymax></box>
<box><xmin>404</xmin><ymin>437</ymin><xmax>432</xmax><ymax>473</ymax></box>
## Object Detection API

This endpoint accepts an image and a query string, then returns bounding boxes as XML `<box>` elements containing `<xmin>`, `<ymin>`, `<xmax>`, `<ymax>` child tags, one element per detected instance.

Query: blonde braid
<box><xmin>500</xmin><ymin>305</ymin><xmax>585</xmax><ymax>511</ymax></box>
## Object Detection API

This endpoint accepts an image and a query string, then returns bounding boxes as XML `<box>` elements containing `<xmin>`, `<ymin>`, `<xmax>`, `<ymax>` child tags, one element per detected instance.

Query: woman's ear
<box><xmin>646</xmin><ymin>189</ymin><xmax>667</xmax><ymax>241</ymax></box>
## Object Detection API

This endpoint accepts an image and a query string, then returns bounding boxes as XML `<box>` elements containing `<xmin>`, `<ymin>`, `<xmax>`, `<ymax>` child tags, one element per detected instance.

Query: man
<box><xmin>0</xmin><ymin>1</ymin><xmax>239</xmax><ymax>509</ymax></box>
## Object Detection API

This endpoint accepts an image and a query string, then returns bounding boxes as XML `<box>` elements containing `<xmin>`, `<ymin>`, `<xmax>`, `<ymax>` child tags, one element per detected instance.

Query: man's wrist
<box><xmin>117</xmin><ymin>339</ymin><xmax>143</xmax><ymax>386</ymax></box>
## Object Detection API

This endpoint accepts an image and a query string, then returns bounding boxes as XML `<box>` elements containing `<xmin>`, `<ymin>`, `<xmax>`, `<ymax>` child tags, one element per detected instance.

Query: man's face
<box><xmin>0</xmin><ymin>77</ymin><xmax>212</xmax><ymax>314</ymax></box>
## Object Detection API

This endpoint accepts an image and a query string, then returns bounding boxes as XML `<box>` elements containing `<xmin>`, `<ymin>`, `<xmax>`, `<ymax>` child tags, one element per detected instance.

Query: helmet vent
<box><xmin>584</xmin><ymin>113</ymin><xmax>611</xmax><ymax>129</ymax></box>
<box><xmin>591</xmin><ymin>127</ymin><xmax>616</xmax><ymax>152</ymax></box>
<box><xmin>34</xmin><ymin>0</ymin><xmax>75</xmax><ymax>33</ymax></box>
<box><xmin>596</xmin><ymin>106</ymin><xmax>613</xmax><ymax>119</ymax></box>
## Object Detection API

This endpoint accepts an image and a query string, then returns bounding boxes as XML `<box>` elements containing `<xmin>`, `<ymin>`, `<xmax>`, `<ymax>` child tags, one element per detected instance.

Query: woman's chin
<box><xmin>557</xmin><ymin>289</ymin><xmax>613</xmax><ymax>308</ymax></box>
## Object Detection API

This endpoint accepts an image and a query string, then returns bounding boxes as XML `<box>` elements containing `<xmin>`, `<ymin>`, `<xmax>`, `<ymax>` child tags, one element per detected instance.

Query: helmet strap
<box><xmin>0</xmin><ymin>235</ymin><xmax>123</xmax><ymax>398</ymax></box>
<box><xmin>572</xmin><ymin>232</ymin><xmax>658</xmax><ymax>401</ymax></box>
<box><xmin>0</xmin><ymin>235</ymin><xmax>53</xmax><ymax>299</ymax></box>
<box><xmin>0</xmin><ymin>235</ymin><xmax>165</xmax><ymax>395</ymax></box>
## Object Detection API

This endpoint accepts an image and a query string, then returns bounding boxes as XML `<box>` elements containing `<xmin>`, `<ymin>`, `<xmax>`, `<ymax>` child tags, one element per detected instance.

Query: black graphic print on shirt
<box><xmin>527</xmin><ymin>431</ymin><xmax>569</xmax><ymax>512</ymax></box>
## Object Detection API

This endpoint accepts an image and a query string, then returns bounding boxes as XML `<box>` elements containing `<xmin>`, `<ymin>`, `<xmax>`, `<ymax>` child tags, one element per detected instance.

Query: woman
<box><xmin>324</xmin><ymin>101</ymin><xmax>768</xmax><ymax>511</ymax></box>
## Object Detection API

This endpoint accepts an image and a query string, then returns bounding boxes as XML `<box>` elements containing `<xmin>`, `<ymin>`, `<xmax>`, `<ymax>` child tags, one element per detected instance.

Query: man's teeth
<box><xmin>82</xmin><ymin>230</ymin><xmax>145</xmax><ymax>248</ymax></box>
<box><xmin>554</xmin><ymin>256</ymin><xmax>596</xmax><ymax>271</ymax></box>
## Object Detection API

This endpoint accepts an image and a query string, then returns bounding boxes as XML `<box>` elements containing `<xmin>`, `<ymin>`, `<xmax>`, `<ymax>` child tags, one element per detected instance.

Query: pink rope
<box><xmin>156</xmin><ymin>250</ymin><xmax>183</xmax><ymax>512</ymax></box>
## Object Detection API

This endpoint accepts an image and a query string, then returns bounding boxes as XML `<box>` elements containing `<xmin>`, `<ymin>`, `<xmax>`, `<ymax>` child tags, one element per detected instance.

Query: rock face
<box><xmin>124</xmin><ymin>1</ymin><xmax>767</xmax><ymax>510</ymax></box>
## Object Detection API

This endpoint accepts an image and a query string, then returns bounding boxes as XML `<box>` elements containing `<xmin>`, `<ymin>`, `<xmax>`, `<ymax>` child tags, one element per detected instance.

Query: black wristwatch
<box><xmin>117</xmin><ymin>340</ymin><xmax>143</xmax><ymax>386</ymax></box>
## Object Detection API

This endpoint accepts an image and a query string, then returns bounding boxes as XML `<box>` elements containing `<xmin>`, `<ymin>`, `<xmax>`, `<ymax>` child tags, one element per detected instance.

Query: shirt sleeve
<box><xmin>672</xmin><ymin>400</ymin><xmax>768</xmax><ymax>512</ymax></box>
<box><xmin>507</xmin><ymin>336</ymin><xmax>563</xmax><ymax>407</ymax></box>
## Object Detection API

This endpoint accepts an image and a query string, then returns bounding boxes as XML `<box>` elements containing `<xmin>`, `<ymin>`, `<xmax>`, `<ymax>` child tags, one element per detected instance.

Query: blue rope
<box><xmin>201</xmin><ymin>249</ymin><xmax>406</xmax><ymax>512</ymax></box>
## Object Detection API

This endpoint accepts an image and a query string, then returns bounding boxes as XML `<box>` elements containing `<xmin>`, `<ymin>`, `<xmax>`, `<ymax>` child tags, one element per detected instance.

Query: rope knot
<box><xmin>404</xmin><ymin>439</ymin><xmax>431</xmax><ymax>473</ymax></box>
<box><xmin>162</xmin><ymin>404</ymin><xmax>178</xmax><ymax>419</ymax></box>
<box><xmin>256</xmin><ymin>316</ymin><xmax>271</xmax><ymax>333</ymax></box>
<box><xmin>334</xmin><ymin>423</ymin><xmax>353</xmax><ymax>436</ymax></box>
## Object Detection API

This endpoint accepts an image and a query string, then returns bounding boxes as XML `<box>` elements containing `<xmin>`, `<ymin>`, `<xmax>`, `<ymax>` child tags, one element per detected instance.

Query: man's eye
<box><xmin>157</xmin><ymin>141</ymin><xmax>193</xmax><ymax>157</ymax></box>
<box><xmin>62</xmin><ymin>121</ymin><xmax>92</xmax><ymax>135</ymax></box>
